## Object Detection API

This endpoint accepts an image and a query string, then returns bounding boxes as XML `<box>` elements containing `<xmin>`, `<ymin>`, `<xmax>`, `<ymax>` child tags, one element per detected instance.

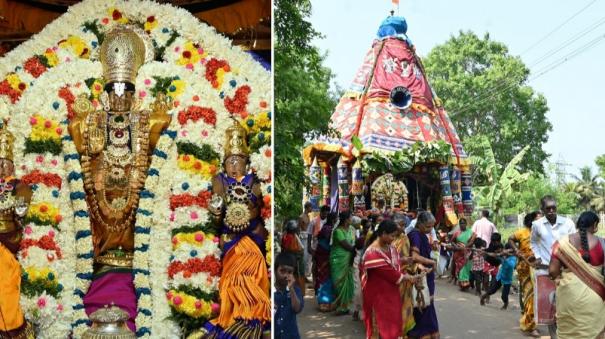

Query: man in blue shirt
<box><xmin>274</xmin><ymin>252</ymin><xmax>304</xmax><ymax>339</ymax></box>
<box><xmin>480</xmin><ymin>243</ymin><xmax>517</xmax><ymax>310</ymax></box>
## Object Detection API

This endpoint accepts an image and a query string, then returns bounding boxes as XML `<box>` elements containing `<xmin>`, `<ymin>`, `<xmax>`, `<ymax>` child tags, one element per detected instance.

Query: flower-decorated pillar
<box><xmin>351</xmin><ymin>159</ymin><xmax>365</xmax><ymax>212</ymax></box>
<box><xmin>309</xmin><ymin>156</ymin><xmax>321</xmax><ymax>212</ymax></box>
<box><xmin>322</xmin><ymin>165</ymin><xmax>331</xmax><ymax>207</ymax></box>
<box><xmin>450</xmin><ymin>167</ymin><xmax>463</xmax><ymax>215</ymax></box>
<box><xmin>337</xmin><ymin>157</ymin><xmax>350</xmax><ymax>213</ymax></box>
<box><xmin>461</xmin><ymin>171</ymin><xmax>474</xmax><ymax>217</ymax></box>
<box><xmin>439</xmin><ymin>165</ymin><xmax>457</xmax><ymax>226</ymax></box>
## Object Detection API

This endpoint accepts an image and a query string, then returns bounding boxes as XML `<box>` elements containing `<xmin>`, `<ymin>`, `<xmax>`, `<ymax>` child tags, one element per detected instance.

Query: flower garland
<box><xmin>1</xmin><ymin>1</ymin><xmax>272</xmax><ymax>338</ymax></box>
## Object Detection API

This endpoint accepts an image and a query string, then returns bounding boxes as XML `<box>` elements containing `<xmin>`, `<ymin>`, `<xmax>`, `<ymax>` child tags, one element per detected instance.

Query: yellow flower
<box><xmin>173</xmin><ymin>232</ymin><xmax>215</xmax><ymax>249</ymax></box>
<box><xmin>256</xmin><ymin>111</ymin><xmax>271</xmax><ymax>129</ymax></box>
<box><xmin>167</xmin><ymin>291</ymin><xmax>213</xmax><ymax>318</ymax></box>
<box><xmin>215</xmin><ymin>68</ymin><xmax>226</xmax><ymax>89</ymax></box>
<box><xmin>108</xmin><ymin>7</ymin><xmax>129</xmax><ymax>24</ymax></box>
<box><xmin>24</xmin><ymin>267</ymin><xmax>58</xmax><ymax>287</ymax></box>
<box><xmin>90</xmin><ymin>80</ymin><xmax>104</xmax><ymax>98</ymax></box>
<box><xmin>176</xmin><ymin>41</ymin><xmax>207</xmax><ymax>66</ymax></box>
<box><xmin>29</xmin><ymin>115</ymin><xmax>61</xmax><ymax>142</ymax></box>
<box><xmin>6</xmin><ymin>74</ymin><xmax>21</xmax><ymax>89</ymax></box>
<box><xmin>265</xmin><ymin>238</ymin><xmax>272</xmax><ymax>265</ymax></box>
<box><xmin>144</xmin><ymin>16</ymin><xmax>158</xmax><ymax>32</ymax></box>
<box><xmin>27</xmin><ymin>202</ymin><xmax>62</xmax><ymax>225</ymax></box>
<box><xmin>177</xmin><ymin>154</ymin><xmax>218</xmax><ymax>179</ymax></box>
<box><xmin>167</xmin><ymin>79</ymin><xmax>185</xmax><ymax>99</ymax></box>
<box><xmin>59</xmin><ymin>36</ymin><xmax>90</xmax><ymax>59</ymax></box>
<box><xmin>44</xmin><ymin>49</ymin><xmax>59</xmax><ymax>67</ymax></box>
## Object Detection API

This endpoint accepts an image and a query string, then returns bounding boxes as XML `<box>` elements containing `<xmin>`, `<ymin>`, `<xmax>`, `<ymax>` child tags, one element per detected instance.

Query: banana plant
<box><xmin>471</xmin><ymin>136</ymin><xmax>530</xmax><ymax>219</ymax></box>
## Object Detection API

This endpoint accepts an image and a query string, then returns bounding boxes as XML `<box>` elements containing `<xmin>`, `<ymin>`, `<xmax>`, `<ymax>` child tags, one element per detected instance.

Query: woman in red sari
<box><xmin>362</xmin><ymin>220</ymin><xmax>416</xmax><ymax>339</ymax></box>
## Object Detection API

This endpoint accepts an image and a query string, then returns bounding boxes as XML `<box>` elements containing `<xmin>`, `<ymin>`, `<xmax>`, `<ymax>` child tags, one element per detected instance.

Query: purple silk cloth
<box><xmin>83</xmin><ymin>272</ymin><xmax>137</xmax><ymax>332</ymax></box>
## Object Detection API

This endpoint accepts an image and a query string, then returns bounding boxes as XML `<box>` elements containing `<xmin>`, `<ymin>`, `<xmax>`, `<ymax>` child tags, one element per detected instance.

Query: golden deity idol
<box><xmin>68</xmin><ymin>26</ymin><xmax>171</xmax><ymax>271</ymax></box>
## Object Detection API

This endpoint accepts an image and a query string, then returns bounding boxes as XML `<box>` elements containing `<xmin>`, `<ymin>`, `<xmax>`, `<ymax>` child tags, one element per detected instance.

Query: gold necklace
<box><xmin>81</xmin><ymin>109</ymin><xmax>150</xmax><ymax>233</ymax></box>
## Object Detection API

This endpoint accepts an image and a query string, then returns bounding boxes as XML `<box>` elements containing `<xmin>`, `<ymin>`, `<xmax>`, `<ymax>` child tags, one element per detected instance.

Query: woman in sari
<box><xmin>392</xmin><ymin>213</ymin><xmax>416</xmax><ymax>336</ymax></box>
<box><xmin>362</xmin><ymin>220</ymin><xmax>417</xmax><ymax>338</ymax></box>
<box><xmin>452</xmin><ymin>218</ymin><xmax>476</xmax><ymax>291</ymax></box>
<box><xmin>330</xmin><ymin>211</ymin><xmax>356</xmax><ymax>315</ymax></box>
<box><xmin>314</xmin><ymin>213</ymin><xmax>337</xmax><ymax>312</ymax></box>
<box><xmin>509</xmin><ymin>211</ymin><xmax>542</xmax><ymax>337</ymax></box>
<box><xmin>408</xmin><ymin>211</ymin><xmax>440</xmax><ymax>339</ymax></box>
<box><xmin>549</xmin><ymin>211</ymin><xmax>605</xmax><ymax>339</ymax></box>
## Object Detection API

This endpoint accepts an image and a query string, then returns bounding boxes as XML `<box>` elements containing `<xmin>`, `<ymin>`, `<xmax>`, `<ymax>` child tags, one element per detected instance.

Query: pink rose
<box><xmin>37</xmin><ymin>297</ymin><xmax>47</xmax><ymax>308</ymax></box>
<box><xmin>173</xmin><ymin>296</ymin><xmax>182</xmax><ymax>306</ymax></box>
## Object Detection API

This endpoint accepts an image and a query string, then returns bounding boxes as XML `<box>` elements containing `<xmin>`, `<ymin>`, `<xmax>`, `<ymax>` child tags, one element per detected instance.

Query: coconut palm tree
<box><xmin>571</xmin><ymin>166</ymin><xmax>601</xmax><ymax>210</ymax></box>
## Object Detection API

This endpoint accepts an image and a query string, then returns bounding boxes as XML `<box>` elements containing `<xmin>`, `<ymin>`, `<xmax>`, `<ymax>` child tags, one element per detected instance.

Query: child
<box><xmin>274</xmin><ymin>252</ymin><xmax>304</xmax><ymax>339</ymax></box>
<box><xmin>281</xmin><ymin>219</ymin><xmax>306</xmax><ymax>295</ymax></box>
<box><xmin>482</xmin><ymin>233</ymin><xmax>503</xmax><ymax>299</ymax></box>
<box><xmin>471</xmin><ymin>238</ymin><xmax>486</xmax><ymax>295</ymax></box>
<box><xmin>480</xmin><ymin>243</ymin><xmax>517</xmax><ymax>309</ymax></box>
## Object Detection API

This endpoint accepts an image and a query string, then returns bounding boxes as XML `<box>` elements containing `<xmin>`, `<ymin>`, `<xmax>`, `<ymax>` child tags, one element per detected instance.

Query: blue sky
<box><xmin>309</xmin><ymin>0</ymin><xmax>605</xmax><ymax>179</ymax></box>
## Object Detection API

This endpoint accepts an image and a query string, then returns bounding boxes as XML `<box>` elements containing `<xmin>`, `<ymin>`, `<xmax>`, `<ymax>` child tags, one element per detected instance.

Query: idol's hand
<box><xmin>209</xmin><ymin>194</ymin><xmax>223</xmax><ymax>215</ymax></box>
<box><xmin>88</xmin><ymin>127</ymin><xmax>105</xmax><ymax>154</ymax></box>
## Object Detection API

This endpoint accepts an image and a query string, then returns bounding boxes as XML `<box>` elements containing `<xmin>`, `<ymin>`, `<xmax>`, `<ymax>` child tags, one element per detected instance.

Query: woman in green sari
<box><xmin>330</xmin><ymin>211</ymin><xmax>356</xmax><ymax>315</ymax></box>
<box><xmin>452</xmin><ymin>218</ymin><xmax>476</xmax><ymax>291</ymax></box>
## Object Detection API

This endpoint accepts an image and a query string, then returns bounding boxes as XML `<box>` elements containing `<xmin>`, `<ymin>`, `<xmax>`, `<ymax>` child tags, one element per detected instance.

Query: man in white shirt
<box><xmin>471</xmin><ymin>210</ymin><xmax>498</xmax><ymax>247</ymax></box>
<box><xmin>530</xmin><ymin>195</ymin><xmax>576</xmax><ymax>339</ymax></box>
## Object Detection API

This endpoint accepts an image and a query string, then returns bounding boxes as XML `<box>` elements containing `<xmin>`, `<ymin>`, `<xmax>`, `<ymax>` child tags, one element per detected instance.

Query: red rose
<box><xmin>147</xmin><ymin>16</ymin><xmax>155</xmax><ymax>23</ymax></box>
<box><xmin>112</xmin><ymin>10</ymin><xmax>122</xmax><ymax>20</ymax></box>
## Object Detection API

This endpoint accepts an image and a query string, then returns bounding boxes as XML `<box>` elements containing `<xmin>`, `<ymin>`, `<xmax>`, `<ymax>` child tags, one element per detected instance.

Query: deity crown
<box><xmin>0</xmin><ymin>120</ymin><xmax>14</xmax><ymax>161</ymax></box>
<box><xmin>224</xmin><ymin>120</ymin><xmax>249</xmax><ymax>158</ymax></box>
<box><xmin>100</xmin><ymin>25</ymin><xmax>153</xmax><ymax>85</ymax></box>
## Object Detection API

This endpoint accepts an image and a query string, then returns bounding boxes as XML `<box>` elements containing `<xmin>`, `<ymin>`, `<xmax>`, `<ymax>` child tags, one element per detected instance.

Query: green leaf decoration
<box><xmin>351</xmin><ymin>135</ymin><xmax>363</xmax><ymax>151</ymax></box>
<box><xmin>176</xmin><ymin>142</ymin><xmax>220</xmax><ymax>163</ymax></box>
<box><xmin>361</xmin><ymin>140</ymin><xmax>452</xmax><ymax>176</ymax></box>
<box><xmin>24</xmin><ymin>138</ymin><xmax>62</xmax><ymax>156</ymax></box>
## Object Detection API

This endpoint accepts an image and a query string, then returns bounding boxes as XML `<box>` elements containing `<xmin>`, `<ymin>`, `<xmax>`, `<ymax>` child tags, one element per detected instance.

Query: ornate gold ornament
<box><xmin>82</xmin><ymin>304</ymin><xmax>136</xmax><ymax>339</ymax></box>
<box><xmin>99</xmin><ymin>25</ymin><xmax>154</xmax><ymax>85</ymax></box>
<box><xmin>0</xmin><ymin>120</ymin><xmax>15</xmax><ymax>161</ymax></box>
<box><xmin>223</xmin><ymin>120</ymin><xmax>249</xmax><ymax>158</ymax></box>
<box><xmin>224</xmin><ymin>201</ymin><xmax>251</xmax><ymax>233</ymax></box>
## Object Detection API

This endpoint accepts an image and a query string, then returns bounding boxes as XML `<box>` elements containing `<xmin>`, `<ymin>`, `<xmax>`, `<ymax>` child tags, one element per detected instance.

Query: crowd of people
<box><xmin>274</xmin><ymin>195</ymin><xmax>605</xmax><ymax>339</ymax></box>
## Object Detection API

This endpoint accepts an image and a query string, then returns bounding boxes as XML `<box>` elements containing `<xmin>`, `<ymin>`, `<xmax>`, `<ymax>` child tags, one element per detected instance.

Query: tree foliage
<box><xmin>596</xmin><ymin>154</ymin><xmax>605</xmax><ymax>179</ymax></box>
<box><xmin>469</xmin><ymin>136</ymin><xmax>530</xmax><ymax>219</ymax></box>
<box><xmin>275</xmin><ymin>0</ymin><xmax>337</xmax><ymax>219</ymax></box>
<box><xmin>423</xmin><ymin>31</ymin><xmax>552</xmax><ymax>174</ymax></box>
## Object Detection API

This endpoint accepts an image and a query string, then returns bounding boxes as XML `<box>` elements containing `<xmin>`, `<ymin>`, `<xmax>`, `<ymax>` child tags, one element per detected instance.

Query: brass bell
<box><xmin>82</xmin><ymin>305</ymin><xmax>135</xmax><ymax>339</ymax></box>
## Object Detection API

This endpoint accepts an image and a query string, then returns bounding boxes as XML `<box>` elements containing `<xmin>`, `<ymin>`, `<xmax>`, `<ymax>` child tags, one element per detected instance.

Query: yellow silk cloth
<box><xmin>0</xmin><ymin>243</ymin><xmax>25</xmax><ymax>333</ymax></box>
<box><xmin>213</xmin><ymin>236</ymin><xmax>270</xmax><ymax>330</ymax></box>
<box><xmin>513</xmin><ymin>228</ymin><xmax>536</xmax><ymax>331</ymax></box>
<box><xmin>554</xmin><ymin>237</ymin><xmax>605</xmax><ymax>339</ymax></box>
<box><xmin>393</xmin><ymin>234</ymin><xmax>416</xmax><ymax>336</ymax></box>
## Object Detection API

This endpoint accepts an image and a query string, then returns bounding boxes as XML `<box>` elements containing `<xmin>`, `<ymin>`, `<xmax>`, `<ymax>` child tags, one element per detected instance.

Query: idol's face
<box><xmin>108</xmin><ymin>90</ymin><xmax>135</xmax><ymax>112</ymax></box>
<box><xmin>0</xmin><ymin>159</ymin><xmax>14</xmax><ymax>178</ymax></box>
<box><xmin>224</xmin><ymin>155</ymin><xmax>248</xmax><ymax>178</ymax></box>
